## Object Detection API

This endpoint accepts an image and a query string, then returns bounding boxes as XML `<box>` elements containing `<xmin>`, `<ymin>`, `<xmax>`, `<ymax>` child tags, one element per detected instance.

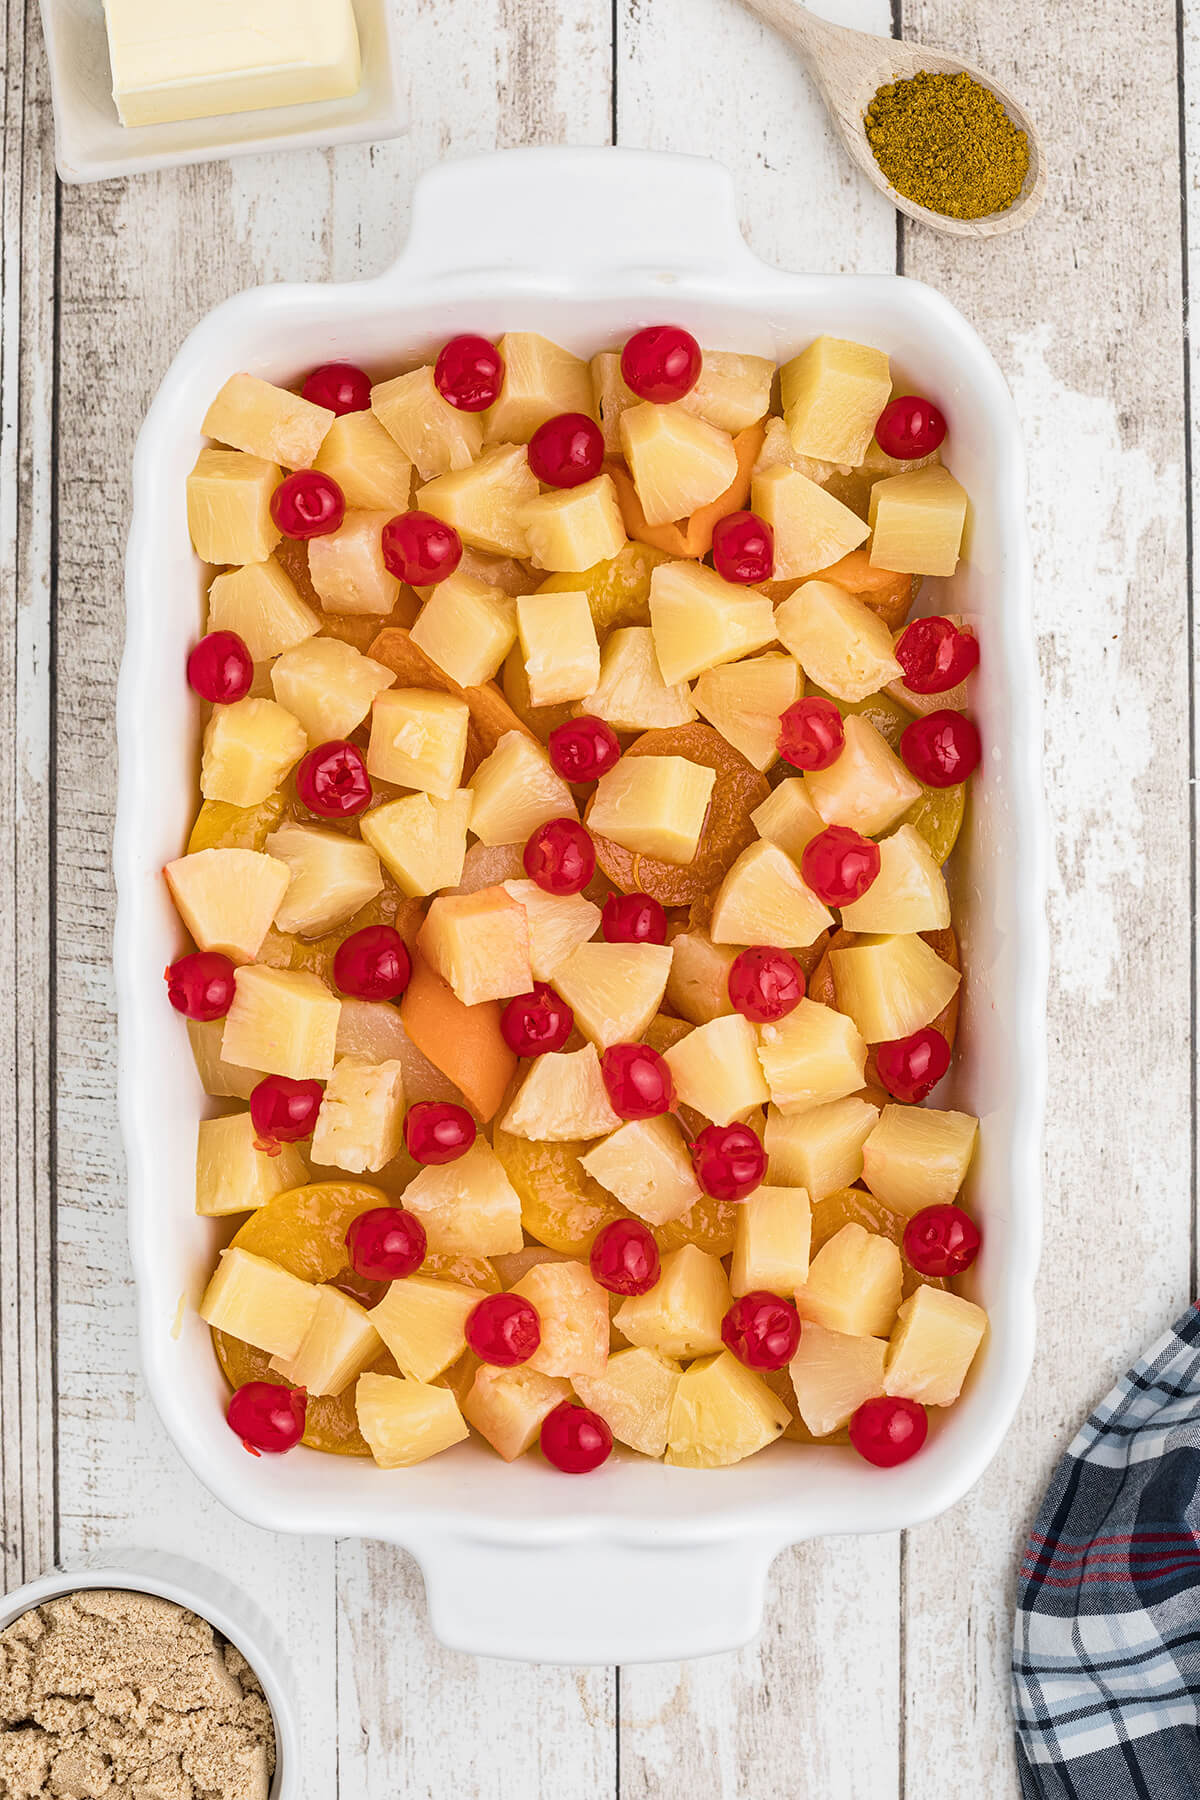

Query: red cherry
<box><xmin>295</xmin><ymin>740</ymin><xmax>372</xmax><ymax>818</ymax></box>
<box><xmin>589</xmin><ymin>1218</ymin><xmax>661</xmax><ymax>1296</ymax></box>
<box><xmin>711</xmin><ymin>510</ymin><xmax>774</xmax><ymax>585</ymax></box>
<box><xmin>849</xmin><ymin>1395</ymin><xmax>929</xmax><ymax>1467</ymax></box>
<box><xmin>165</xmin><ymin>951</ymin><xmax>236</xmax><ymax>1021</ymax></box>
<box><xmin>874</xmin><ymin>395</ymin><xmax>947</xmax><ymax>460</ymax></box>
<box><xmin>465</xmin><ymin>1293</ymin><xmax>542</xmax><ymax>1367</ymax></box>
<box><xmin>270</xmin><ymin>470</ymin><xmax>345</xmax><ymax>540</ymax></box>
<box><xmin>721</xmin><ymin>1291</ymin><xmax>801</xmax><ymax>1370</ymax></box>
<box><xmin>345</xmin><ymin>1207</ymin><xmax>427</xmax><ymax>1280</ymax></box>
<box><xmin>692</xmin><ymin>1123</ymin><xmax>766</xmax><ymax>1201</ymax></box>
<box><xmin>896</xmin><ymin>617</ymin><xmax>979</xmax><ymax>694</ymax></box>
<box><xmin>540</xmin><ymin>1400</ymin><xmax>613</xmax><ymax>1474</ymax></box>
<box><xmin>601</xmin><ymin>1044</ymin><xmax>675</xmax><ymax>1120</ymax></box>
<box><xmin>901</xmin><ymin>710</ymin><xmax>981</xmax><ymax>788</ymax></box>
<box><xmin>727</xmin><ymin>946</ymin><xmax>805</xmax><ymax>1023</ymax></box>
<box><xmin>602</xmin><ymin>892</ymin><xmax>667</xmax><ymax>945</ymax></box>
<box><xmin>528</xmin><ymin>413</ymin><xmax>605</xmax><ymax>488</ymax></box>
<box><xmin>381</xmin><ymin>511</ymin><xmax>462</xmax><ymax>586</ymax></box>
<box><xmin>187</xmin><ymin>631</ymin><xmax>253</xmax><ymax>704</ymax></box>
<box><xmin>434</xmin><ymin>334</ymin><xmax>504</xmax><ymax>413</ymax></box>
<box><xmin>778</xmin><ymin>697</ymin><xmax>845</xmax><ymax>772</ymax></box>
<box><xmin>620</xmin><ymin>325</ymin><xmax>702</xmax><ymax>403</ymax></box>
<box><xmin>523</xmin><ymin>817</ymin><xmax>595</xmax><ymax>896</ymax></box>
<box><xmin>333</xmin><ymin>926</ymin><xmax>412</xmax><ymax>1001</ymax></box>
<box><xmin>500</xmin><ymin>984</ymin><xmax>575</xmax><ymax>1057</ymax></box>
<box><xmin>302</xmin><ymin>361</ymin><xmax>371</xmax><ymax>415</ymax></box>
<box><xmin>227</xmin><ymin>1382</ymin><xmax>307</xmax><ymax>1455</ymax></box>
<box><xmin>875</xmin><ymin>1027</ymin><xmax>950</xmax><ymax>1103</ymax></box>
<box><xmin>250</xmin><ymin>1075</ymin><xmax>323</xmax><ymax>1144</ymax></box>
<box><xmin>404</xmin><ymin>1101</ymin><xmax>477</xmax><ymax>1165</ymax></box>
<box><xmin>547</xmin><ymin>715</ymin><xmax>621</xmax><ymax>783</ymax></box>
<box><xmin>902</xmin><ymin>1204</ymin><xmax>982</xmax><ymax>1278</ymax></box>
<box><xmin>801</xmin><ymin>826</ymin><xmax>881</xmax><ymax>907</ymax></box>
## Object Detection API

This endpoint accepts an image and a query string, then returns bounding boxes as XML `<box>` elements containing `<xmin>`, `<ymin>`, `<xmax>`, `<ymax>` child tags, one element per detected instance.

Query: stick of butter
<box><xmin>103</xmin><ymin>0</ymin><xmax>362</xmax><ymax>129</ymax></box>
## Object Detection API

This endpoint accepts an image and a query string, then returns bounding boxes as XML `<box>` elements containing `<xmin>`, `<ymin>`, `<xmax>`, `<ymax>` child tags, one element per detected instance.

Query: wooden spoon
<box><xmin>735</xmin><ymin>0</ymin><xmax>1046</xmax><ymax>238</ymax></box>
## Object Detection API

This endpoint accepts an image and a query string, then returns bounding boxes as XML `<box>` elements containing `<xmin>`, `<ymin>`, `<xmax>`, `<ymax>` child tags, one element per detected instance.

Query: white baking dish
<box><xmin>117</xmin><ymin>146</ymin><xmax>1047</xmax><ymax>1666</ymax></box>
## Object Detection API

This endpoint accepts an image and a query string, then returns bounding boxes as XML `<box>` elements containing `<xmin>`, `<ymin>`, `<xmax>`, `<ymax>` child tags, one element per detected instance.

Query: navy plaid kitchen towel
<box><xmin>1013</xmin><ymin>1302</ymin><xmax>1200</xmax><ymax>1796</ymax></box>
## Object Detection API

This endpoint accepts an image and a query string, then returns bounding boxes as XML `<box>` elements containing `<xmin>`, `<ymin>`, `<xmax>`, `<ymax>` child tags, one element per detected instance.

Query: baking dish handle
<box><xmin>412</xmin><ymin>1530</ymin><xmax>780</xmax><ymax>1664</ymax></box>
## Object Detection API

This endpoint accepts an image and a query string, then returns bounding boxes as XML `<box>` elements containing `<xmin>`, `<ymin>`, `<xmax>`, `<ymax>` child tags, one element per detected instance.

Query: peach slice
<box><xmin>606</xmin><ymin>422</ymin><xmax>766</xmax><ymax>559</ymax></box>
<box><xmin>492</xmin><ymin>1130</ymin><xmax>627</xmax><ymax>1253</ymax></box>
<box><xmin>398</xmin><ymin>951</ymin><xmax>517</xmax><ymax>1123</ymax></box>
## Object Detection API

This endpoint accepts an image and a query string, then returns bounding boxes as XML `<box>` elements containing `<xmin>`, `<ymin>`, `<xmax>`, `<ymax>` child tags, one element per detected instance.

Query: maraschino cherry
<box><xmin>333</xmin><ymin>926</ymin><xmax>412</xmax><ymax>1001</ymax></box>
<box><xmin>895</xmin><ymin>617</ymin><xmax>979</xmax><ymax>694</ymax></box>
<box><xmin>589</xmin><ymin>1218</ymin><xmax>660</xmax><ymax>1296</ymax></box>
<box><xmin>692</xmin><ymin>1123</ymin><xmax>766</xmax><ymax>1201</ymax></box>
<box><xmin>849</xmin><ymin>1395</ymin><xmax>929</xmax><ymax>1467</ymax></box>
<box><xmin>902</xmin><ymin>1205</ymin><xmax>982</xmax><ymax>1278</ymax></box>
<box><xmin>901</xmin><ymin>711</ymin><xmax>981</xmax><ymax>788</ymax></box>
<box><xmin>345</xmin><ymin>1206</ymin><xmax>427</xmax><ymax>1280</ymax></box>
<box><xmin>523</xmin><ymin>818</ymin><xmax>595</xmax><ymax>895</ymax></box>
<box><xmin>547</xmin><ymin>715</ymin><xmax>620</xmax><ymax>783</ymax></box>
<box><xmin>874</xmin><ymin>395</ymin><xmax>947</xmax><ymax>460</ymax></box>
<box><xmin>721</xmin><ymin>1292</ymin><xmax>801</xmax><ymax>1370</ymax></box>
<box><xmin>801</xmin><ymin>826</ymin><xmax>881</xmax><ymax>906</ymax></box>
<box><xmin>500</xmin><ymin>984</ymin><xmax>575</xmax><ymax>1056</ymax></box>
<box><xmin>620</xmin><ymin>325</ymin><xmax>702</xmax><ymax>402</ymax></box>
<box><xmin>711</xmin><ymin>511</ymin><xmax>774</xmax><ymax>585</ymax></box>
<box><xmin>250</xmin><ymin>1075</ymin><xmax>323</xmax><ymax>1145</ymax></box>
<box><xmin>465</xmin><ymin>1293</ymin><xmax>541</xmax><ymax>1366</ymax></box>
<box><xmin>528</xmin><ymin>413</ymin><xmax>605</xmax><ymax>488</ymax></box>
<box><xmin>434</xmin><ymin>335</ymin><xmax>504</xmax><ymax>412</ymax></box>
<box><xmin>728</xmin><ymin>946</ymin><xmax>804</xmax><ymax>1023</ymax></box>
<box><xmin>602</xmin><ymin>892</ymin><xmax>667</xmax><ymax>945</ymax></box>
<box><xmin>295</xmin><ymin>740</ymin><xmax>371</xmax><ymax>818</ymax></box>
<box><xmin>875</xmin><ymin>1027</ymin><xmax>950</xmax><ymax>1103</ymax></box>
<box><xmin>380</xmin><ymin>511</ymin><xmax>462</xmax><ymax>586</ymax></box>
<box><xmin>600</xmin><ymin>1044</ymin><xmax>675</xmax><ymax>1119</ymax></box>
<box><xmin>227</xmin><ymin>1382</ymin><xmax>307</xmax><ymax>1455</ymax></box>
<box><xmin>540</xmin><ymin>1401</ymin><xmax>613</xmax><ymax>1473</ymax></box>
<box><xmin>302</xmin><ymin>362</ymin><xmax>372</xmax><ymax>415</ymax></box>
<box><xmin>187</xmin><ymin>631</ymin><xmax>253</xmax><ymax>704</ymax></box>
<box><xmin>404</xmin><ymin>1101</ymin><xmax>477</xmax><ymax>1165</ymax></box>
<box><xmin>270</xmin><ymin>470</ymin><xmax>345</xmax><ymax>539</ymax></box>
<box><xmin>778</xmin><ymin>697</ymin><xmax>845</xmax><ymax>772</ymax></box>
<box><xmin>165</xmin><ymin>951</ymin><xmax>236</xmax><ymax>1021</ymax></box>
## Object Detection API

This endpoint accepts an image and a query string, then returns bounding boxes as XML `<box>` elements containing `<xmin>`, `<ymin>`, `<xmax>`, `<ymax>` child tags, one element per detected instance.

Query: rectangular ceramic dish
<box><xmin>116</xmin><ymin>146</ymin><xmax>1047</xmax><ymax>1665</ymax></box>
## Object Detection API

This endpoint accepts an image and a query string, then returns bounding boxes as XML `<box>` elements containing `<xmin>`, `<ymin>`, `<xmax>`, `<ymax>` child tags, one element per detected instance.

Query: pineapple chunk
<box><xmin>500</xmin><ymin>880</ymin><xmax>601</xmax><ymax>982</ymax></box>
<box><xmin>418</xmin><ymin>445</ymin><xmax>539</xmax><ymax>557</ymax></box>
<box><xmin>590</xmin><ymin>350</ymin><xmax>638</xmax><ymax>453</ymax></box>
<box><xmin>201</xmin><ymin>698</ymin><xmax>307</xmax><ymax>807</ymax></box>
<box><xmin>187</xmin><ymin>1017</ymin><xmax>260</xmax><ymax>1100</ymax></box>
<box><xmin>308</xmin><ymin>510</ymin><xmax>401</xmax><ymax>615</ymax></box>
<box><xmin>664</xmin><ymin>931</ymin><xmax>738</xmax><ymax>1025</ymax></box>
<box><xmin>582</xmin><ymin>626</ymin><xmax>696</xmax><ymax>731</ymax></box>
<box><xmin>519</xmin><ymin>477</ymin><xmax>626</xmax><ymax>574</ymax></box>
<box><xmin>620</xmin><ymin>403</ymin><xmax>739</xmax><ymax>526</ymax></box>
<box><xmin>372</xmin><ymin>366</ymin><xmax>484</xmax><ymax>481</ymax></box>
<box><xmin>573</xmin><ymin>1348</ymin><xmax>682</xmax><ymax>1458</ymax></box>
<box><xmin>692</xmin><ymin>653</ymin><xmax>801</xmax><ymax>772</ymax></box>
<box><xmin>483</xmin><ymin>332</ymin><xmax>594</xmax><ymax>444</ymax></box>
<box><xmin>829</xmin><ymin>934</ymin><xmax>961</xmax><ymax>1043</ymax></box>
<box><xmin>203</xmin><ymin>373</ymin><xmax>333</xmax><ymax>469</ymax></box>
<box><xmin>756</xmin><ymin>998</ymin><xmax>868</xmax><ymax>1113</ymax></box>
<box><xmin>840</xmin><ymin>823</ymin><xmax>950</xmax><ymax>933</ymax></box>
<box><xmin>199</xmin><ymin>1246</ymin><xmax>318</xmax><ymax>1359</ymax></box>
<box><xmin>360</xmin><ymin>790</ymin><xmax>472</xmax><ymax>898</ymax></box>
<box><xmin>869</xmin><ymin>465</ymin><xmax>968</xmax><ymax>576</ymax></box>
<box><xmin>264</xmin><ymin>824</ymin><xmax>383</xmax><ymax>936</ymax></box>
<box><xmin>367</xmin><ymin>688</ymin><xmax>469</xmax><ymax>798</ymax></box>
<box><xmin>665</xmin><ymin>1350</ymin><xmax>790</xmax><ymax>1467</ymax></box>
<box><xmin>751</xmin><ymin>464</ymin><xmax>869</xmax><ymax>581</ymax></box>
<box><xmin>648</xmin><ymin>561</ymin><xmax>775</xmax><ymax>686</ymax></box>
<box><xmin>861</xmin><ymin>1105</ymin><xmax>979</xmax><ymax>1214</ymax></box>
<box><xmin>194</xmin><ymin>1111</ymin><xmax>307</xmax><ymax>1217</ymax></box>
<box><xmin>370</xmin><ymin>1275</ymin><xmax>481</xmax><ymax>1381</ymax></box>
<box><xmin>402</xmin><ymin>1140</ymin><xmax>524</xmax><ymax>1256</ymax></box>
<box><xmin>206</xmin><ymin>556</ymin><xmax>318</xmax><ymax>662</ymax></box>
<box><xmin>780</xmin><ymin>336</ymin><xmax>892</xmax><ymax>464</ymax></box>
<box><xmin>588</xmin><ymin>755</ymin><xmax>716</xmax><ymax>865</ymax></box>
<box><xmin>500</xmin><ymin>1045</ymin><xmax>621</xmax><ymax>1141</ymax></box>
<box><xmin>789</xmin><ymin>1323</ymin><xmax>887</xmax><ymax>1437</ymax></box>
<box><xmin>774</xmin><ymin>581</ymin><xmax>903</xmax><ymax>704</ymax></box>
<box><xmin>511</xmin><ymin>1259</ymin><xmax>609</xmax><ymax>1378</ymax></box>
<box><xmin>467</xmin><ymin>730</ymin><xmax>576</xmax><ymax>846</ymax></box>
<box><xmin>270</xmin><ymin>636</ymin><xmax>394</xmax><ymax>743</ymax></box>
<box><xmin>805</xmin><ymin>715</ymin><xmax>922</xmax><ymax>836</ymax></box>
<box><xmin>355</xmin><ymin>1371</ymin><xmax>469</xmax><ymax>1468</ymax></box>
<box><xmin>679</xmin><ymin>350</ymin><xmax>775</xmax><ymax>434</ymax></box>
<box><xmin>164</xmin><ymin>847</ymin><xmax>289</xmax><ymax>963</ymax></box>
<box><xmin>221</xmin><ymin>965</ymin><xmax>340</xmax><ymax>1080</ymax></box>
<box><xmin>516</xmin><ymin>590</ymin><xmax>600</xmax><ymax>704</ymax></box>
<box><xmin>410</xmin><ymin>572</ymin><xmax>518</xmax><ymax>688</ymax></box>
<box><xmin>313</xmin><ymin>409</ymin><xmax>413</xmax><ymax>511</ymax></box>
<box><xmin>581</xmin><ymin>1115</ymin><xmax>702</xmax><ymax>1226</ymax></box>
<box><xmin>417</xmin><ymin>886</ymin><xmax>532</xmax><ymax>1007</ymax></box>
<box><xmin>187</xmin><ymin>449</ymin><xmax>281</xmax><ymax>566</ymax></box>
<box><xmin>462</xmin><ymin>1364</ymin><xmax>573</xmax><ymax>1460</ymax></box>
<box><xmin>709</xmin><ymin>840</ymin><xmax>833</xmax><ymax>949</ymax></box>
<box><xmin>796</xmin><ymin>1223</ymin><xmax>902</xmax><ymax>1337</ymax></box>
<box><xmin>764</xmin><ymin>1097</ymin><xmax>879</xmax><ymax>1198</ymax></box>
<box><xmin>309</xmin><ymin>1056</ymin><xmax>405</xmax><ymax>1174</ymax></box>
<box><xmin>752</xmin><ymin>415</ymin><xmax>837</xmax><ymax>486</ymax></box>
<box><xmin>750</xmin><ymin>777</ymin><xmax>824</xmax><ymax>863</ymax></box>
<box><xmin>187</xmin><ymin>791</ymin><xmax>287</xmax><ymax>855</ymax></box>
<box><xmin>730</xmin><ymin>1184</ymin><xmax>812</xmax><ymax>1298</ymax></box>
<box><xmin>883</xmin><ymin>1285</ymin><xmax>987</xmax><ymax>1406</ymax></box>
<box><xmin>550</xmin><ymin>941</ymin><xmax>673</xmax><ymax>1049</ymax></box>
<box><xmin>663</xmin><ymin>1014</ymin><xmax>768</xmax><ymax>1125</ymax></box>
<box><xmin>270</xmin><ymin>1287</ymin><xmax>381</xmax><ymax>1397</ymax></box>
<box><xmin>614</xmin><ymin>1244</ymin><xmax>732</xmax><ymax>1359</ymax></box>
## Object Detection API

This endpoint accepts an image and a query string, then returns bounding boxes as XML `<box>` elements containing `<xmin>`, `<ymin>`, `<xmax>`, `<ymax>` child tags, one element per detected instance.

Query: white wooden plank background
<box><xmin>1</xmin><ymin>0</ymin><xmax>1193</xmax><ymax>1790</ymax></box>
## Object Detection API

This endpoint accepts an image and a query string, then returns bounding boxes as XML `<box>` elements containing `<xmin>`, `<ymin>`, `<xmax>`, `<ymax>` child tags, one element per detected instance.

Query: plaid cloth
<box><xmin>1013</xmin><ymin>1302</ymin><xmax>1200</xmax><ymax>1797</ymax></box>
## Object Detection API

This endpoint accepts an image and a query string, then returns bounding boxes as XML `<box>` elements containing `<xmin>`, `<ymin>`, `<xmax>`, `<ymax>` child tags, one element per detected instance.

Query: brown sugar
<box><xmin>0</xmin><ymin>1589</ymin><xmax>276</xmax><ymax>1799</ymax></box>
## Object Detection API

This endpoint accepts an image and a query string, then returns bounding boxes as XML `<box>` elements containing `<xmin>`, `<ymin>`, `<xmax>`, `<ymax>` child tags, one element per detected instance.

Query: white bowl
<box><xmin>117</xmin><ymin>146</ymin><xmax>1048</xmax><ymax>1665</ymax></box>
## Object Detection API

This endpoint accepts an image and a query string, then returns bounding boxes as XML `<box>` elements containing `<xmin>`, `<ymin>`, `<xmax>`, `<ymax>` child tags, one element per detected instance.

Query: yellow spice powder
<box><xmin>864</xmin><ymin>70</ymin><xmax>1029</xmax><ymax>220</ymax></box>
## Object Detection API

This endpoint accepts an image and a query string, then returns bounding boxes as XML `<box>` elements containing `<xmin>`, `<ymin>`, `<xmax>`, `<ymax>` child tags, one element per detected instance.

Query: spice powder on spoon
<box><xmin>864</xmin><ymin>69</ymin><xmax>1029</xmax><ymax>219</ymax></box>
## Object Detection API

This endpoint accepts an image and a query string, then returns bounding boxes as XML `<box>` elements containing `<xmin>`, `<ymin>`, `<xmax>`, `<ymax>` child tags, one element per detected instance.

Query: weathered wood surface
<box><xmin>0</xmin><ymin>0</ymin><xmax>1192</xmax><ymax>1791</ymax></box>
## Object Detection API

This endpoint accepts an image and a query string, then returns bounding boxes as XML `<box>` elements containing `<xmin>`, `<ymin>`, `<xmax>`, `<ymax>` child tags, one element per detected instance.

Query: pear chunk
<box><xmin>371</xmin><ymin>366</ymin><xmax>484</xmax><ymax>480</ymax></box>
<box><xmin>883</xmin><ymin>1285</ymin><xmax>987</xmax><ymax>1406</ymax></box>
<box><xmin>367</xmin><ymin>688</ymin><xmax>469</xmax><ymax>798</ymax></box>
<box><xmin>590</xmin><ymin>350</ymin><xmax>639</xmax><ymax>453</ymax></box>
<box><xmin>551</xmin><ymin>941</ymin><xmax>673</xmax><ymax>1049</ymax></box>
<box><xmin>417</xmin><ymin>886</ymin><xmax>532</xmax><ymax>1007</ymax></box>
<box><xmin>621</xmin><ymin>403</ymin><xmax>739</xmax><ymax>526</ymax></box>
<box><xmin>665</xmin><ymin>1350</ymin><xmax>790</xmax><ymax>1467</ymax></box>
<box><xmin>467</xmin><ymin>730</ymin><xmax>576</xmax><ymax>845</ymax></box>
<box><xmin>463</xmin><ymin>1364</ymin><xmax>574</xmax><ymax>1460</ymax></box>
<box><xmin>779</xmin><ymin>335</ymin><xmax>892</xmax><ymax>464</ymax></box>
<box><xmin>789</xmin><ymin>1323</ymin><xmax>888</xmax><ymax>1437</ymax></box>
<box><xmin>574</xmin><ymin>1347</ymin><xmax>683</xmax><ymax>1458</ymax></box>
<box><xmin>309</xmin><ymin>1056</ymin><xmax>406</xmax><ymax>1174</ymax></box>
<box><xmin>663</xmin><ymin>1014</ymin><xmax>768</xmax><ymax>1125</ymax></box>
<box><xmin>756</xmin><ymin>998</ymin><xmax>867</xmax><ymax>1113</ymax></box>
<box><xmin>709</xmin><ymin>840</ymin><xmax>833</xmax><ymax>950</ymax></box>
<box><xmin>582</xmin><ymin>626</ymin><xmax>696</xmax><ymax>731</ymax></box>
<box><xmin>795</xmin><ymin>1222</ymin><xmax>902</xmax><ymax>1338</ymax></box>
<box><xmin>664</xmin><ymin>931</ymin><xmax>738</xmax><ymax>1025</ymax></box>
<box><xmin>270</xmin><ymin>1287</ymin><xmax>382</xmax><ymax>1397</ymax></box>
<box><xmin>840</xmin><ymin>823</ymin><xmax>950</xmax><ymax>933</ymax></box>
<box><xmin>313</xmin><ymin>409</ymin><xmax>413</xmax><ymax>511</ymax></box>
<box><xmin>829</xmin><ymin>934</ymin><xmax>960</xmax><ymax>1043</ymax></box>
<box><xmin>805</xmin><ymin>714</ymin><xmax>922</xmax><ymax>836</ymax></box>
<box><xmin>187</xmin><ymin>791</ymin><xmax>286</xmax><ymax>856</ymax></box>
<box><xmin>221</xmin><ymin>965</ymin><xmax>340</xmax><ymax>1080</ymax></box>
<box><xmin>402</xmin><ymin>1140</ymin><xmax>525</xmax><ymax>1256</ymax></box>
<box><xmin>751</xmin><ymin>464</ymin><xmax>869</xmax><ymax>580</ymax></box>
<box><xmin>861</xmin><ymin>1104</ymin><xmax>979</xmax><ymax>1214</ymax></box>
<box><xmin>869</xmin><ymin>465</ymin><xmax>968</xmax><ymax>576</ymax></box>
<box><xmin>206</xmin><ymin>556</ymin><xmax>318</xmax><ymax>662</ymax></box>
<box><xmin>418</xmin><ymin>444</ymin><xmax>539</xmax><ymax>557</ymax></box>
<box><xmin>203</xmin><ymin>373</ymin><xmax>333</xmax><ymax>469</ymax></box>
<box><xmin>165</xmin><ymin>847</ymin><xmax>289</xmax><ymax>963</ymax></box>
<box><xmin>774</xmin><ymin>581</ymin><xmax>903</xmax><ymax>703</ymax></box>
<box><xmin>199</xmin><ymin>1247</ymin><xmax>318</xmax><ymax>1360</ymax></box>
<box><xmin>730</xmin><ymin>1184</ymin><xmax>812</xmax><ymax>1297</ymax></box>
<box><xmin>370</xmin><ymin>1275</ymin><xmax>482</xmax><ymax>1382</ymax></box>
<box><xmin>692</xmin><ymin>653</ymin><xmax>801</xmax><ymax>771</ymax></box>
<box><xmin>614</xmin><ymin>1244</ymin><xmax>732</xmax><ymax>1360</ymax></box>
<box><xmin>764</xmin><ymin>1096</ymin><xmax>879</xmax><ymax>1198</ymax></box>
<box><xmin>355</xmin><ymin>1372</ymin><xmax>469</xmax><ymax>1468</ymax></box>
<box><xmin>520</xmin><ymin>476</ymin><xmax>627</xmax><ymax>573</ymax></box>
<box><xmin>648</xmin><ymin>561</ymin><xmax>775</xmax><ymax>686</ymax></box>
<box><xmin>750</xmin><ymin>778</ymin><xmax>824</xmax><ymax>864</ymax></box>
<box><xmin>194</xmin><ymin>1111</ymin><xmax>307</xmax><ymax>1217</ymax></box>
<box><xmin>500</xmin><ymin>1044</ymin><xmax>621</xmax><ymax>1142</ymax></box>
<box><xmin>501</xmin><ymin>880</ymin><xmax>601</xmax><ymax>982</ymax></box>
<box><xmin>308</xmin><ymin>510</ymin><xmax>401</xmax><ymax>615</ymax></box>
<box><xmin>265</xmin><ymin>824</ymin><xmax>383</xmax><ymax>936</ymax></box>
<box><xmin>680</xmin><ymin>350</ymin><xmax>775</xmax><ymax>434</ymax></box>
<box><xmin>201</xmin><ymin>698</ymin><xmax>307</xmax><ymax>807</ymax></box>
<box><xmin>270</xmin><ymin>636</ymin><xmax>395</xmax><ymax>743</ymax></box>
<box><xmin>581</xmin><ymin>1115</ymin><xmax>702</xmax><ymax>1226</ymax></box>
<box><xmin>752</xmin><ymin>416</ymin><xmax>837</xmax><ymax>487</ymax></box>
<box><xmin>483</xmin><ymin>332</ymin><xmax>594</xmax><ymax>444</ymax></box>
<box><xmin>410</xmin><ymin>572</ymin><xmax>517</xmax><ymax>688</ymax></box>
<box><xmin>361</xmin><ymin>790</ymin><xmax>473</xmax><ymax>898</ymax></box>
<box><xmin>588</xmin><ymin>755</ymin><xmax>716</xmax><ymax>864</ymax></box>
<box><xmin>511</xmin><ymin>1258</ymin><xmax>610</xmax><ymax>1378</ymax></box>
<box><xmin>187</xmin><ymin>449</ymin><xmax>281</xmax><ymax>566</ymax></box>
<box><xmin>516</xmin><ymin>590</ymin><xmax>601</xmax><ymax>703</ymax></box>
